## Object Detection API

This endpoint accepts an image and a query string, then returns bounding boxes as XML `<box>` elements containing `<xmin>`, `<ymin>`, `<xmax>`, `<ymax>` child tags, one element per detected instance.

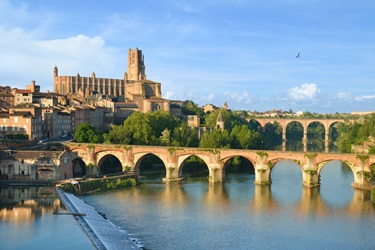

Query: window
<box><xmin>14</xmin><ymin>117</ymin><xmax>18</xmax><ymax>123</ymax></box>
<box><xmin>63</xmin><ymin>158</ymin><xmax>68</xmax><ymax>164</ymax></box>
<box><xmin>47</xmin><ymin>159</ymin><xmax>50</xmax><ymax>164</ymax></box>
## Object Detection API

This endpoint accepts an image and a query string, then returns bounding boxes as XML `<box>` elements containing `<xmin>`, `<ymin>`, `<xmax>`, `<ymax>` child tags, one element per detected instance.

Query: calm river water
<box><xmin>82</xmin><ymin>160</ymin><xmax>375</xmax><ymax>250</ymax></box>
<box><xmin>0</xmin><ymin>186</ymin><xmax>94</xmax><ymax>249</ymax></box>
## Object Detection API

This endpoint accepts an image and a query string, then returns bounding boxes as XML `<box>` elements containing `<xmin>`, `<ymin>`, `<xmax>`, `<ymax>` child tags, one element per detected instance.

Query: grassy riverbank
<box><xmin>59</xmin><ymin>175</ymin><xmax>140</xmax><ymax>194</ymax></box>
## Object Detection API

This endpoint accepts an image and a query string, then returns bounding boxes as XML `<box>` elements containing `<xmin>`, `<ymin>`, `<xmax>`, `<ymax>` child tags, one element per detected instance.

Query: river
<box><xmin>1</xmin><ymin>160</ymin><xmax>374</xmax><ymax>249</ymax></box>
<box><xmin>0</xmin><ymin>186</ymin><xmax>94</xmax><ymax>249</ymax></box>
<box><xmin>80</xmin><ymin>160</ymin><xmax>375</xmax><ymax>250</ymax></box>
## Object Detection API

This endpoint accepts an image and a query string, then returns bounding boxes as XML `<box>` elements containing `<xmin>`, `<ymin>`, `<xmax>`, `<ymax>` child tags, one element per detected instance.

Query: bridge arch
<box><xmin>177</xmin><ymin>154</ymin><xmax>210</xmax><ymax>179</ymax></box>
<box><xmin>317</xmin><ymin>159</ymin><xmax>355</xmax><ymax>175</ymax></box>
<box><xmin>97</xmin><ymin>154</ymin><xmax>122</xmax><ymax>175</ymax></box>
<box><xmin>286</xmin><ymin>121</ymin><xmax>303</xmax><ymax>151</ymax></box>
<box><xmin>222</xmin><ymin>155</ymin><xmax>255</xmax><ymax>172</ymax></box>
<box><xmin>267</xmin><ymin>159</ymin><xmax>304</xmax><ymax>202</ymax></box>
<box><xmin>306</xmin><ymin>121</ymin><xmax>325</xmax><ymax>152</ymax></box>
<box><xmin>249</xmin><ymin>118</ymin><xmax>346</xmax><ymax>153</ymax></box>
<box><xmin>133</xmin><ymin>153</ymin><xmax>167</xmax><ymax>175</ymax></box>
<box><xmin>72</xmin><ymin>157</ymin><xmax>86</xmax><ymax>177</ymax></box>
<box><xmin>318</xmin><ymin>160</ymin><xmax>354</xmax><ymax>207</ymax></box>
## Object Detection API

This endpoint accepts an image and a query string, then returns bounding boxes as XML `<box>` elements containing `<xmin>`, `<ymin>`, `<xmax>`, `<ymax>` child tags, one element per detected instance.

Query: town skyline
<box><xmin>1</xmin><ymin>0</ymin><xmax>375</xmax><ymax>114</ymax></box>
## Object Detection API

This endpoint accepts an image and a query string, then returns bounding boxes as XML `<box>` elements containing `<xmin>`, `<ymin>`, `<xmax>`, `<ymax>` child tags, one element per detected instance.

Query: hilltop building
<box><xmin>53</xmin><ymin>48</ymin><xmax>170</xmax><ymax>115</ymax></box>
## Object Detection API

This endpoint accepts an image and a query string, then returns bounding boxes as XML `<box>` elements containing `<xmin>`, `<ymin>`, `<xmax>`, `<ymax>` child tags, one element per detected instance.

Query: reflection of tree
<box><xmin>307</xmin><ymin>122</ymin><xmax>325</xmax><ymax>152</ymax></box>
<box><xmin>286</xmin><ymin>122</ymin><xmax>303</xmax><ymax>151</ymax></box>
<box><xmin>263</xmin><ymin>122</ymin><xmax>282</xmax><ymax>150</ymax></box>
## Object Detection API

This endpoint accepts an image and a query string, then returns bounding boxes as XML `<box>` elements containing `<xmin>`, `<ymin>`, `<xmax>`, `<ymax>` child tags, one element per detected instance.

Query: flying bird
<box><xmin>296</xmin><ymin>53</ymin><xmax>300</xmax><ymax>58</ymax></box>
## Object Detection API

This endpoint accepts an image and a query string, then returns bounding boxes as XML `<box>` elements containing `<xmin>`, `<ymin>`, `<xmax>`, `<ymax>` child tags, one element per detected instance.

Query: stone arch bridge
<box><xmin>247</xmin><ymin>118</ymin><xmax>346</xmax><ymax>152</ymax></box>
<box><xmin>66</xmin><ymin>143</ymin><xmax>374</xmax><ymax>190</ymax></box>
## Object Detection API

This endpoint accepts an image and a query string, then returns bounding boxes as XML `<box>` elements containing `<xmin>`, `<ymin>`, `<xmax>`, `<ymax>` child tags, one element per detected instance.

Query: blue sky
<box><xmin>1</xmin><ymin>0</ymin><xmax>375</xmax><ymax>113</ymax></box>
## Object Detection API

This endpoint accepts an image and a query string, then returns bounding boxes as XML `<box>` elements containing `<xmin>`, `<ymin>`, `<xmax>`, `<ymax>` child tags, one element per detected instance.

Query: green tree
<box><xmin>160</xmin><ymin>128</ymin><xmax>171</xmax><ymax>146</ymax></box>
<box><xmin>171</xmin><ymin>122</ymin><xmax>199</xmax><ymax>147</ymax></box>
<box><xmin>123</xmin><ymin>112</ymin><xmax>153</xmax><ymax>145</ymax></box>
<box><xmin>230</xmin><ymin>125</ymin><xmax>254</xmax><ymax>149</ymax></box>
<box><xmin>147</xmin><ymin>111</ymin><xmax>179</xmax><ymax>144</ymax></box>
<box><xmin>199</xmin><ymin>129</ymin><xmax>230</xmax><ymax>148</ymax></box>
<box><xmin>204</xmin><ymin>109</ymin><xmax>247</xmax><ymax>132</ymax></box>
<box><xmin>74</xmin><ymin>122</ymin><xmax>102</xmax><ymax>143</ymax></box>
<box><xmin>103</xmin><ymin>124</ymin><xmax>130</xmax><ymax>144</ymax></box>
<box><xmin>182</xmin><ymin>100</ymin><xmax>204</xmax><ymax>117</ymax></box>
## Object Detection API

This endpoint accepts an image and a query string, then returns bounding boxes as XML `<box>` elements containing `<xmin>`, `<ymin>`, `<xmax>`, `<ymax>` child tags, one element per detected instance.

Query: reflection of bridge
<box><xmin>247</xmin><ymin>118</ymin><xmax>346</xmax><ymax>152</ymax></box>
<box><xmin>66</xmin><ymin>143</ymin><xmax>374</xmax><ymax>190</ymax></box>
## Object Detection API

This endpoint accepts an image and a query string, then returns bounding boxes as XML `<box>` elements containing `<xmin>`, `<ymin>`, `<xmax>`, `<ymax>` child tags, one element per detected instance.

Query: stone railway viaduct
<box><xmin>66</xmin><ymin>143</ymin><xmax>375</xmax><ymax>190</ymax></box>
<box><xmin>247</xmin><ymin>118</ymin><xmax>346</xmax><ymax>153</ymax></box>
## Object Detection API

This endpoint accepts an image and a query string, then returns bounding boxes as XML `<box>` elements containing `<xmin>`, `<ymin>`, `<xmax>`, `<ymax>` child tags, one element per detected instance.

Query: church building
<box><xmin>53</xmin><ymin>48</ymin><xmax>170</xmax><ymax>113</ymax></box>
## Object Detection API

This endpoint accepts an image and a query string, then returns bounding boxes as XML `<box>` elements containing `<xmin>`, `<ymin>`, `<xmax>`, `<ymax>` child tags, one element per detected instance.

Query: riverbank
<box><xmin>56</xmin><ymin>188</ymin><xmax>141</xmax><ymax>249</ymax></box>
<box><xmin>58</xmin><ymin>174</ymin><xmax>140</xmax><ymax>194</ymax></box>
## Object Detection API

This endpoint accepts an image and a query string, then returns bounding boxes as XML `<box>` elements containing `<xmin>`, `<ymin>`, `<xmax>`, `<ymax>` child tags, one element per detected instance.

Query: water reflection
<box><xmin>82</xmin><ymin>161</ymin><xmax>375</xmax><ymax>250</ymax></box>
<box><xmin>250</xmin><ymin>185</ymin><xmax>278</xmax><ymax>212</ymax></box>
<box><xmin>0</xmin><ymin>186</ymin><xmax>95</xmax><ymax>249</ymax></box>
<box><xmin>0</xmin><ymin>186</ymin><xmax>60</xmax><ymax>223</ymax></box>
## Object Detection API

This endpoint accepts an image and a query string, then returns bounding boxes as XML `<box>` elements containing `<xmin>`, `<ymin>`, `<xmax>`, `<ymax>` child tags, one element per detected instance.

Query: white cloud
<box><xmin>337</xmin><ymin>92</ymin><xmax>351</xmax><ymax>99</ymax></box>
<box><xmin>223</xmin><ymin>91</ymin><xmax>252</xmax><ymax>104</ymax></box>
<box><xmin>288</xmin><ymin>83</ymin><xmax>320</xmax><ymax>101</ymax></box>
<box><xmin>0</xmin><ymin>26</ymin><xmax>120</xmax><ymax>90</ymax></box>
<box><xmin>355</xmin><ymin>95</ymin><xmax>375</xmax><ymax>101</ymax></box>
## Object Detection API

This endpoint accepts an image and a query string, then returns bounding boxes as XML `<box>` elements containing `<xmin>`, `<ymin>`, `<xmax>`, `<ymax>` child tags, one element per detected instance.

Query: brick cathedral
<box><xmin>53</xmin><ymin>48</ymin><xmax>170</xmax><ymax>112</ymax></box>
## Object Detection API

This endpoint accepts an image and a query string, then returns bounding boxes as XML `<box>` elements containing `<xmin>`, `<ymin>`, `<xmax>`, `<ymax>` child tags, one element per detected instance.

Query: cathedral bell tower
<box><xmin>127</xmin><ymin>48</ymin><xmax>146</xmax><ymax>81</ymax></box>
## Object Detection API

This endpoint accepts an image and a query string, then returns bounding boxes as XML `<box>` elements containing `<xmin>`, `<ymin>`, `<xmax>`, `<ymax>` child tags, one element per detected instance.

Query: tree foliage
<box><xmin>230</xmin><ymin>125</ymin><xmax>262</xmax><ymax>149</ymax></box>
<box><xmin>182</xmin><ymin>100</ymin><xmax>204</xmax><ymax>117</ymax></box>
<box><xmin>336</xmin><ymin>114</ymin><xmax>375</xmax><ymax>153</ymax></box>
<box><xmin>74</xmin><ymin>122</ymin><xmax>102</xmax><ymax>143</ymax></box>
<box><xmin>103</xmin><ymin>124</ymin><xmax>130</xmax><ymax>144</ymax></box>
<box><xmin>204</xmin><ymin>109</ymin><xmax>247</xmax><ymax>132</ymax></box>
<box><xmin>199</xmin><ymin>129</ymin><xmax>231</xmax><ymax>148</ymax></box>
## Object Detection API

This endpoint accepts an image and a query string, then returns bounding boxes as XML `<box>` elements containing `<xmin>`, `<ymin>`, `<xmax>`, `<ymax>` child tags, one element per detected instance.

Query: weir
<box><xmin>56</xmin><ymin>189</ymin><xmax>141</xmax><ymax>249</ymax></box>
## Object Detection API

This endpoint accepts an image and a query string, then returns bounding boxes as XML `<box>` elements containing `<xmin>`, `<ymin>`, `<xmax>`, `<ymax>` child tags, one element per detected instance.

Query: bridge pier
<box><xmin>162</xmin><ymin>163</ymin><xmax>183</xmax><ymax>182</ymax></box>
<box><xmin>254</xmin><ymin>168</ymin><xmax>271</xmax><ymax>185</ymax></box>
<box><xmin>352</xmin><ymin>169</ymin><xmax>373</xmax><ymax>190</ymax></box>
<box><xmin>122</xmin><ymin>161</ymin><xmax>134</xmax><ymax>173</ymax></box>
<box><xmin>253</xmin><ymin>153</ymin><xmax>271</xmax><ymax>185</ymax></box>
<box><xmin>303</xmin><ymin>132</ymin><xmax>307</xmax><ymax>152</ymax></box>
<box><xmin>301</xmin><ymin>154</ymin><xmax>320</xmax><ymax>187</ymax></box>
<box><xmin>208</xmin><ymin>166</ymin><xmax>223</xmax><ymax>182</ymax></box>
<box><xmin>301</xmin><ymin>169</ymin><xmax>320</xmax><ymax>187</ymax></box>
<box><xmin>325</xmin><ymin>133</ymin><xmax>329</xmax><ymax>153</ymax></box>
<box><xmin>282</xmin><ymin>129</ymin><xmax>286</xmax><ymax>152</ymax></box>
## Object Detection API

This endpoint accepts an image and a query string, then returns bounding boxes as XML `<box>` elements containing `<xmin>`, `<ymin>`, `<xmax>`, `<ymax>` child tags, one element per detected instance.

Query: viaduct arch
<box><xmin>248</xmin><ymin>118</ymin><xmax>346</xmax><ymax>153</ymax></box>
<box><xmin>66</xmin><ymin>143</ymin><xmax>375</xmax><ymax>190</ymax></box>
